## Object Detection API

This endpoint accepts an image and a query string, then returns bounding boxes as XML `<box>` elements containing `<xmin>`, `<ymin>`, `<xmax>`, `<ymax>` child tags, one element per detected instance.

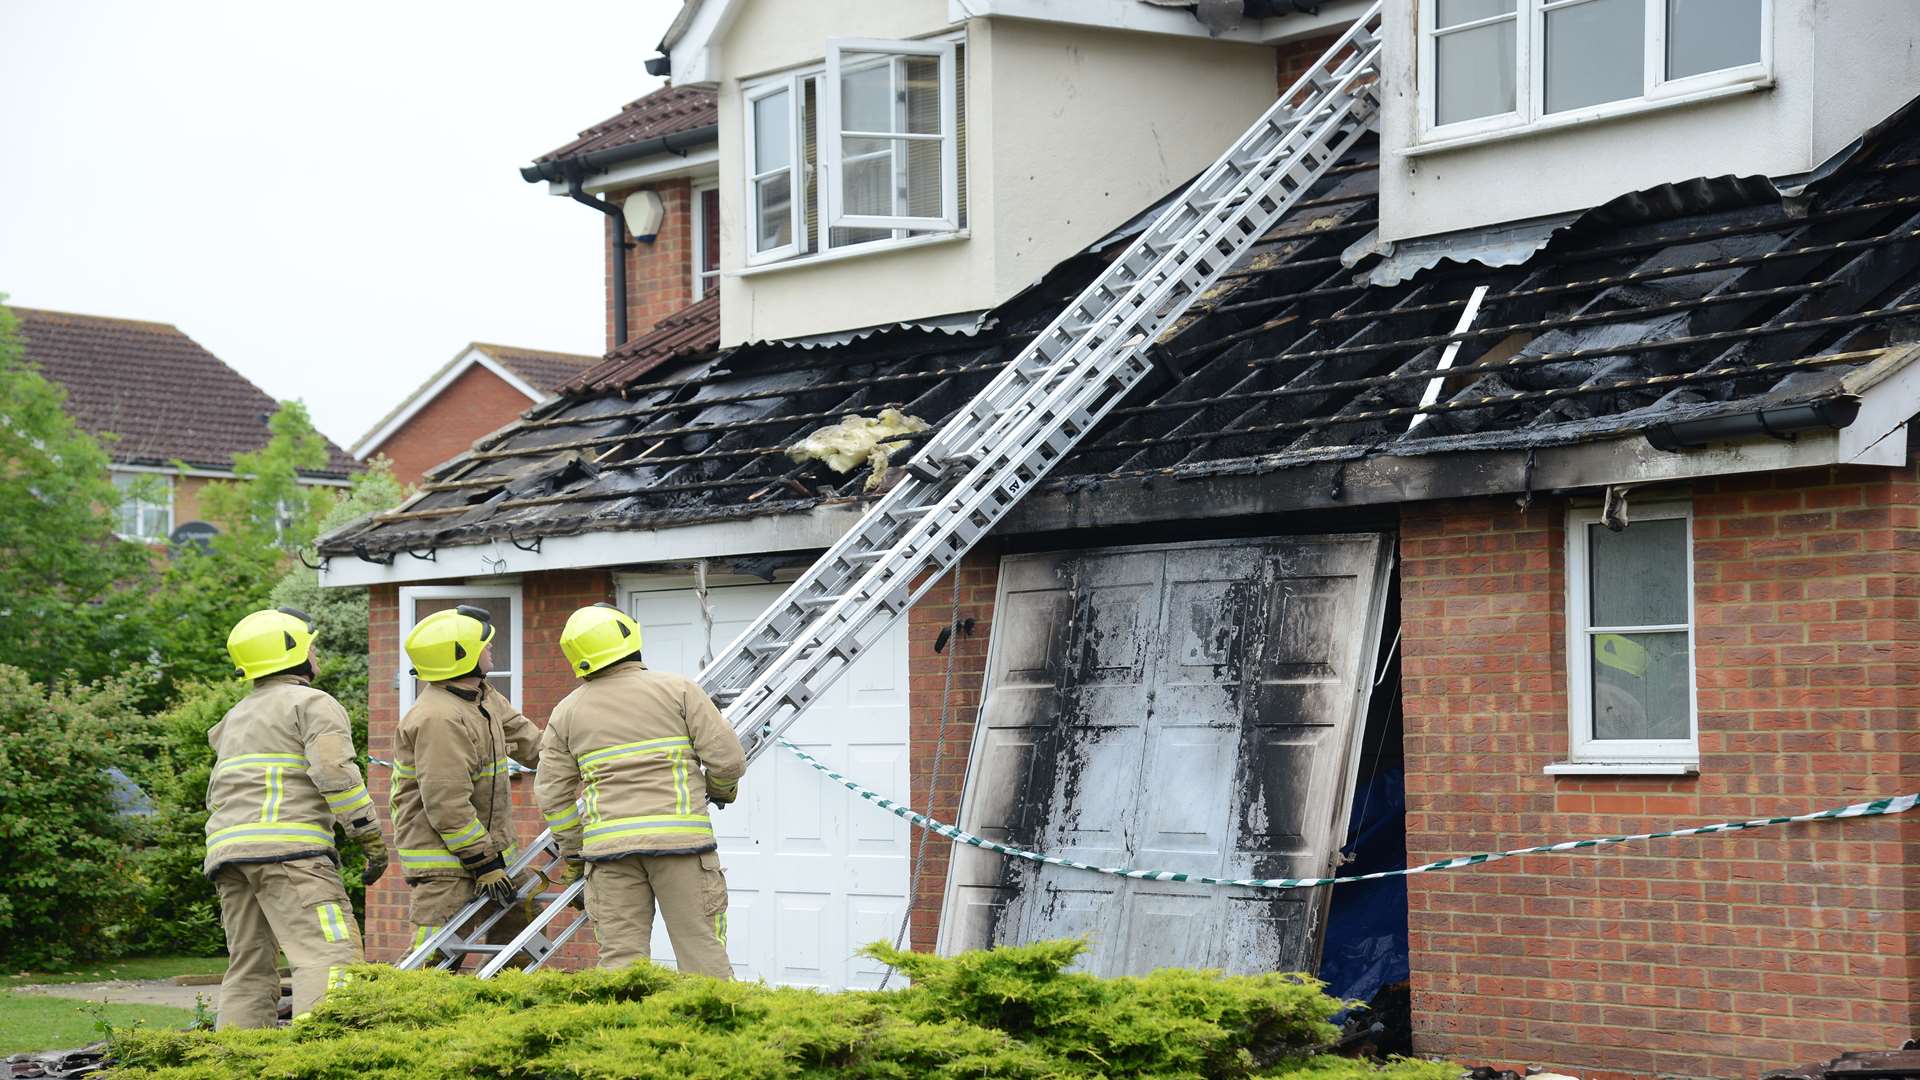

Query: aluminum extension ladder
<box><xmin>397</xmin><ymin>4</ymin><xmax>1384</xmax><ymax>978</ymax></box>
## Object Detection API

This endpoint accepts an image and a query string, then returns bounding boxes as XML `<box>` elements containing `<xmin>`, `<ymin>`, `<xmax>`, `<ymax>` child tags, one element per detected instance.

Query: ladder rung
<box><xmin>797</xmin><ymin>594</ymin><xmax>845</xmax><ymax>609</ymax></box>
<box><xmin>844</xmin><ymin>549</ymin><xmax>887</xmax><ymax>563</ymax></box>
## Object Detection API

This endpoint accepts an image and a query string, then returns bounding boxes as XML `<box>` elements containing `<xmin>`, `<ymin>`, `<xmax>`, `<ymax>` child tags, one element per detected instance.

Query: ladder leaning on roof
<box><xmin>397</xmin><ymin>3</ymin><xmax>1386</xmax><ymax>978</ymax></box>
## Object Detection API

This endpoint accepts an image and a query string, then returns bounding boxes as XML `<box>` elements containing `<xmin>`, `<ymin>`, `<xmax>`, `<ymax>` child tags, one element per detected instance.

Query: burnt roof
<box><xmin>534</xmin><ymin>85</ymin><xmax>718</xmax><ymax>166</ymax></box>
<box><xmin>13</xmin><ymin>307</ymin><xmax>355</xmax><ymax>478</ymax></box>
<box><xmin>322</xmin><ymin>101</ymin><xmax>1920</xmax><ymax>559</ymax></box>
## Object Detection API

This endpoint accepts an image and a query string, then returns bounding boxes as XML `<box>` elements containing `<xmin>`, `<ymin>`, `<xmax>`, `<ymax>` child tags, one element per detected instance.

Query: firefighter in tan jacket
<box><xmin>205</xmin><ymin>607</ymin><xmax>387</xmax><ymax>1029</ymax></box>
<box><xmin>391</xmin><ymin>605</ymin><xmax>542</xmax><ymax>958</ymax></box>
<box><xmin>535</xmin><ymin>603</ymin><xmax>746</xmax><ymax>977</ymax></box>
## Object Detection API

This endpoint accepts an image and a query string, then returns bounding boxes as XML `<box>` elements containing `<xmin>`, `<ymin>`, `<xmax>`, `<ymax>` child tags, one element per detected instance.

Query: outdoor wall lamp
<box><xmin>623</xmin><ymin>189</ymin><xmax>665</xmax><ymax>243</ymax></box>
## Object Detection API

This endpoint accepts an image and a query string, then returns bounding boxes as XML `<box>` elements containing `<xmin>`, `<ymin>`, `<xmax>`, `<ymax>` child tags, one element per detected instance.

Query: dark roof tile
<box><xmin>535</xmin><ymin>85</ymin><xmax>718</xmax><ymax>165</ymax></box>
<box><xmin>475</xmin><ymin>343</ymin><xmax>600</xmax><ymax>393</ymax></box>
<box><xmin>12</xmin><ymin>307</ymin><xmax>354</xmax><ymax>478</ymax></box>
<box><xmin>559</xmin><ymin>295</ymin><xmax>721</xmax><ymax>396</ymax></box>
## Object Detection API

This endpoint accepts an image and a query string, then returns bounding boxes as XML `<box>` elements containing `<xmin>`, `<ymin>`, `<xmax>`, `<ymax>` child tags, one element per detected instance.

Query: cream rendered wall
<box><xmin>1377</xmin><ymin>0</ymin><xmax>1920</xmax><ymax>242</ymax></box>
<box><xmin>715</xmin><ymin>5</ymin><xmax>1277</xmax><ymax>345</ymax></box>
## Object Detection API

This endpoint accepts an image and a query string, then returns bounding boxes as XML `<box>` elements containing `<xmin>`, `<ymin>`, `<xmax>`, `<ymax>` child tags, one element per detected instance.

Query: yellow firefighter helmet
<box><xmin>227</xmin><ymin>607</ymin><xmax>317</xmax><ymax>680</ymax></box>
<box><xmin>559</xmin><ymin>603</ymin><xmax>643</xmax><ymax>677</ymax></box>
<box><xmin>405</xmin><ymin>605</ymin><xmax>495</xmax><ymax>682</ymax></box>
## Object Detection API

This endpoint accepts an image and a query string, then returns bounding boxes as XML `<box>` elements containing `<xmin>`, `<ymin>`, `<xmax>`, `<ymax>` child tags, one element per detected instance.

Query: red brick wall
<box><xmin>1277</xmin><ymin>30</ymin><xmax>1341</xmax><ymax>96</ymax></box>
<box><xmin>363</xmin><ymin>571</ymin><xmax>615</xmax><ymax>965</ymax></box>
<box><xmin>905</xmin><ymin>552</ymin><xmax>1001</xmax><ymax>952</ymax></box>
<box><xmin>1400</xmin><ymin>464</ymin><xmax>1920</xmax><ymax>1078</ymax></box>
<box><xmin>605</xmin><ymin>178</ymin><xmax>696</xmax><ymax>352</ymax></box>
<box><xmin>372</xmin><ymin>364</ymin><xmax>538</xmax><ymax>487</ymax></box>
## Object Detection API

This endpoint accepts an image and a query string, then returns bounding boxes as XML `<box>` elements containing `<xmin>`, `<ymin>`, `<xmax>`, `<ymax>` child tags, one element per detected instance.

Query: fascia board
<box><xmin>668</xmin><ymin>0</ymin><xmax>744</xmax><ymax>86</ymax></box>
<box><xmin>948</xmin><ymin>0</ymin><xmax>1263</xmax><ymax>41</ymax></box>
<box><xmin>570</xmin><ymin>145</ymin><xmax>722</xmax><ymax>196</ymax></box>
<box><xmin>316</xmin><ymin>502</ymin><xmax>870</xmax><ymax>588</ymax></box>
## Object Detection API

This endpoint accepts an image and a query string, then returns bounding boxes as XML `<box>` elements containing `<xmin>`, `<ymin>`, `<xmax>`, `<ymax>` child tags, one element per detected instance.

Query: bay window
<box><xmin>744</xmin><ymin>34</ymin><xmax>966</xmax><ymax>268</ymax></box>
<box><xmin>1420</xmin><ymin>0</ymin><xmax>1769</xmax><ymax>139</ymax></box>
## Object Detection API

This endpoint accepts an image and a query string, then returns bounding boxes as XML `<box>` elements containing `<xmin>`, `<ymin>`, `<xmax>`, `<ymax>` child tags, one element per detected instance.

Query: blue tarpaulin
<box><xmin>1317</xmin><ymin>760</ymin><xmax>1409</xmax><ymax>1004</ymax></box>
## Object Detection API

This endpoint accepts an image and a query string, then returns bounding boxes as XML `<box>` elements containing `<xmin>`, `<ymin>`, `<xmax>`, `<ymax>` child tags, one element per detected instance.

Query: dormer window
<box><xmin>1419</xmin><ymin>0</ymin><xmax>1769</xmax><ymax>143</ymax></box>
<box><xmin>744</xmin><ymin>34</ymin><xmax>967</xmax><ymax>269</ymax></box>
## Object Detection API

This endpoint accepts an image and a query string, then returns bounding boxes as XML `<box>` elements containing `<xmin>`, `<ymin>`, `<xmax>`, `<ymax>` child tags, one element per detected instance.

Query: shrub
<box><xmin>108</xmin><ymin>940</ymin><xmax>1461</xmax><ymax>1079</ymax></box>
<box><xmin>0</xmin><ymin>666</ymin><xmax>158</xmax><ymax>970</ymax></box>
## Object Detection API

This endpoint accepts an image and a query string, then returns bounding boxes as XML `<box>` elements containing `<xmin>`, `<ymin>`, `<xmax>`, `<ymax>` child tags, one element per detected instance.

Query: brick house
<box><xmin>350</xmin><ymin>343</ymin><xmax>599</xmax><ymax>485</ymax></box>
<box><xmin>10</xmin><ymin>306</ymin><xmax>353</xmax><ymax>540</ymax></box>
<box><xmin>319</xmin><ymin>2</ymin><xmax>1920</xmax><ymax>1076</ymax></box>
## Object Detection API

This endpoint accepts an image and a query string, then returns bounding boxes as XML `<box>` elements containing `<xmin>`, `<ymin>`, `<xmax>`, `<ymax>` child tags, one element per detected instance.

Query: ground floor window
<box><xmin>397</xmin><ymin>584</ymin><xmax>522</xmax><ymax>710</ymax></box>
<box><xmin>1565</xmin><ymin>501</ymin><xmax>1698</xmax><ymax>765</ymax></box>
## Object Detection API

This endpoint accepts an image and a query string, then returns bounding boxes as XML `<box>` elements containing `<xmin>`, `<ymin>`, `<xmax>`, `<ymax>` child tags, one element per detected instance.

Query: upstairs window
<box><xmin>1565</xmin><ymin>503</ymin><xmax>1697</xmax><ymax>765</ymax></box>
<box><xmin>1421</xmin><ymin>0</ymin><xmax>1768</xmax><ymax>139</ymax></box>
<box><xmin>744</xmin><ymin>35</ymin><xmax>966</xmax><ymax>268</ymax></box>
<box><xmin>112</xmin><ymin>470</ymin><xmax>173</xmax><ymax>542</ymax></box>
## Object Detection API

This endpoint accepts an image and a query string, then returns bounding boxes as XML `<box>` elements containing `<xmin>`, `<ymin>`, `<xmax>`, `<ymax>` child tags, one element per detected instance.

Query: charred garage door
<box><xmin>938</xmin><ymin>535</ymin><xmax>1392</xmax><ymax>976</ymax></box>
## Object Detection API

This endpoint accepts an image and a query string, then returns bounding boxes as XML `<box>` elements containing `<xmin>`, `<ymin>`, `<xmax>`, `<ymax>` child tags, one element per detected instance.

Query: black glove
<box><xmin>357</xmin><ymin>831</ymin><xmax>389</xmax><ymax>887</ymax></box>
<box><xmin>464</xmin><ymin>851</ymin><xmax>516</xmax><ymax>907</ymax></box>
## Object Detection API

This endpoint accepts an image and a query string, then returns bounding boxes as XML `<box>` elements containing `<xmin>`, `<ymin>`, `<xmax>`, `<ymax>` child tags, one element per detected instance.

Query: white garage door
<box><xmin>624</xmin><ymin>577</ymin><xmax>912</xmax><ymax>989</ymax></box>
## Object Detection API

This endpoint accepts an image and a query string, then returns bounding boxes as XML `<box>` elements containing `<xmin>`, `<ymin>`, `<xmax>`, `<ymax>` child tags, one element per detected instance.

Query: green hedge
<box><xmin>108</xmin><ymin>940</ymin><xmax>1456</xmax><ymax>1079</ymax></box>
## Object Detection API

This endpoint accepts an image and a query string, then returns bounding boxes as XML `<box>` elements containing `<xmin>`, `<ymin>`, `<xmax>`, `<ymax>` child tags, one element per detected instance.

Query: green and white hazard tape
<box><xmin>778</xmin><ymin>738</ymin><xmax>1919</xmax><ymax>891</ymax></box>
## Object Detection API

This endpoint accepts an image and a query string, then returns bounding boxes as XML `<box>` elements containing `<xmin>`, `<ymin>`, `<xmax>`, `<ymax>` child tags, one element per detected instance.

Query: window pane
<box><xmin>1545</xmin><ymin>0</ymin><xmax>1645</xmax><ymax>113</ymax></box>
<box><xmin>698</xmin><ymin>189</ymin><xmax>720</xmax><ymax>276</ymax></box>
<box><xmin>414</xmin><ymin>596</ymin><xmax>512</xmax><ymax>659</ymax></box>
<box><xmin>904</xmin><ymin>134</ymin><xmax>944</xmax><ymax>218</ymax></box>
<box><xmin>1668</xmin><ymin>0</ymin><xmax>1761</xmax><ymax>79</ymax></box>
<box><xmin>902</xmin><ymin>55</ymin><xmax>942</xmax><ymax>135</ymax></box>
<box><xmin>840</xmin><ymin>58</ymin><xmax>892</xmax><ymax>132</ymax></box>
<box><xmin>842</xmin><ymin>137</ymin><xmax>895</xmax><ymax>217</ymax></box>
<box><xmin>752</xmin><ymin>89</ymin><xmax>790</xmax><ymax>171</ymax></box>
<box><xmin>755</xmin><ymin>173</ymin><xmax>792</xmax><ymax>250</ymax></box>
<box><xmin>1435</xmin><ymin>18</ymin><xmax>1516</xmax><ymax>124</ymax></box>
<box><xmin>1436</xmin><ymin>0</ymin><xmax>1514</xmax><ymax>28</ymax></box>
<box><xmin>1587</xmin><ymin>518</ymin><xmax>1688</xmax><ymax>626</ymax></box>
<box><xmin>1590</xmin><ymin>631</ymin><xmax>1690</xmax><ymax>740</ymax></box>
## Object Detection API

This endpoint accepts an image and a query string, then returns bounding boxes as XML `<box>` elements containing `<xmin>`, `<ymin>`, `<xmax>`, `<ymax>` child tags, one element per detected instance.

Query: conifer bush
<box><xmin>108</xmin><ymin>940</ymin><xmax>1458</xmax><ymax>1079</ymax></box>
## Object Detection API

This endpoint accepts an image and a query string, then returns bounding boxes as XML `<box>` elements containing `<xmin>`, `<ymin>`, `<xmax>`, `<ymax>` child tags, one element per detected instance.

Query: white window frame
<box><xmin>691</xmin><ymin>181</ymin><xmax>721</xmax><ymax>299</ymax></box>
<box><xmin>1417</xmin><ymin>0</ymin><xmax>1772</xmax><ymax>146</ymax></box>
<box><xmin>1564</xmin><ymin>502</ymin><xmax>1698</xmax><ymax>766</ymax></box>
<box><xmin>744</xmin><ymin>76</ymin><xmax>806</xmax><ymax>266</ymax></box>
<box><xmin>111</xmin><ymin>469</ymin><xmax>174</xmax><ymax>542</ymax></box>
<box><xmin>397</xmin><ymin>584</ymin><xmax>524</xmax><ymax>713</ymax></box>
<box><xmin>822</xmin><ymin>37</ymin><xmax>959</xmax><ymax>234</ymax></box>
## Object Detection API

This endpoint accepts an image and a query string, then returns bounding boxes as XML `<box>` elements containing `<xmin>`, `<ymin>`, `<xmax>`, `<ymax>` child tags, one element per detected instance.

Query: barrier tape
<box><xmin>779</xmin><ymin>738</ymin><xmax>1919</xmax><ymax>890</ymax></box>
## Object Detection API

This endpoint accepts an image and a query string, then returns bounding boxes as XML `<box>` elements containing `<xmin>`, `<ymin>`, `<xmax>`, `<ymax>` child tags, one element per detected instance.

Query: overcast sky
<box><xmin>0</xmin><ymin>1</ymin><xmax>677</xmax><ymax>450</ymax></box>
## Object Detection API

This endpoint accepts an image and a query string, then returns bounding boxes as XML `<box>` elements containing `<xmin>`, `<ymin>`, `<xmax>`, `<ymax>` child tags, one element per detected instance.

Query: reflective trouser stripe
<box><xmin>316</xmin><ymin>902</ymin><xmax>348</xmax><ymax>943</ymax></box>
<box><xmin>715</xmin><ymin>911</ymin><xmax>727</xmax><ymax>947</ymax></box>
<box><xmin>327</xmin><ymin>965</ymin><xmax>349</xmax><ymax>990</ymax></box>
<box><xmin>411</xmin><ymin>925</ymin><xmax>440</xmax><ymax>951</ymax></box>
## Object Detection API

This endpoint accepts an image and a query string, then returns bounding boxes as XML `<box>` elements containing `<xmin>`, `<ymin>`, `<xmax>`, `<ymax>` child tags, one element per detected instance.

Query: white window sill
<box><xmin>1404</xmin><ymin>77</ymin><xmax>1772</xmax><ymax>159</ymax></box>
<box><xmin>736</xmin><ymin>229</ymin><xmax>969</xmax><ymax>278</ymax></box>
<box><xmin>1544</xmin><ymin>761</ymin><xmax>1699</xmax><ymax>777</ymax></box>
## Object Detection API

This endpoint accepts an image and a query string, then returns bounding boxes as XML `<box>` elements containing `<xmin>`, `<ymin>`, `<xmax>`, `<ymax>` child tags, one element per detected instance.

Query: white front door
<box><xmin>624</xmin><ymin>579</ymin><xmax>912</xmax><ymax>988</ymax></box>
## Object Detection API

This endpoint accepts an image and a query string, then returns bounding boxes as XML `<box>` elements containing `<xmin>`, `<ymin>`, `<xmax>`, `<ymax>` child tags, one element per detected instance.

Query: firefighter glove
<box><xmin>357</xmin><ymin>830</ymin><xmax>389</xmax><ymax>887</ymax></box>
<box><xmin>466</xmin><ymin>851</ymin><xmax>516</xmax><ymax>906</ymax></box>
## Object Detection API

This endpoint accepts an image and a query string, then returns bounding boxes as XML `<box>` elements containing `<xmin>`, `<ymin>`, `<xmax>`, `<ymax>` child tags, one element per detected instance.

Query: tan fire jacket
<box><xmin>534</xmin><ymin>660</ymin><xmax>746</xmax><ymax>861</ymax></box>
<box><xmin>202</xmin><ymin>674</ymin><xmax>377</xmax><ymax>877</ymax></box>
<box><xmin>390</xmin><ymin>681</ymin><xmax>541</xmax><ymax>880</ymax></box>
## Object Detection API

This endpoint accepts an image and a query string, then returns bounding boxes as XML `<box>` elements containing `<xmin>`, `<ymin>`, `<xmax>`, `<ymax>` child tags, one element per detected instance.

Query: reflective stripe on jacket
<box><xmin>202</xmin><ymin>674</ymin><xmax>376</xmax><ymax>877</ymax></box>
<box><xmin>390</xmin><ymin>681</ymin><xmax>540</xmax><ymax>880</ymax></box>
<box><xmin>534</xmin><ymin>661</ymin><xmax>746</xmax><ymax>861</ymax></box>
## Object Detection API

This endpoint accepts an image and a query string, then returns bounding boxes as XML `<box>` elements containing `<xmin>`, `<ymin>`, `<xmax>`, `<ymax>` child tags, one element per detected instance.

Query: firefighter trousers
<box><xmin>212</xmin><ymin>856</ymin><xmax>360</xmax><ymax>1030</ymax></box>
<box><xmin>585</xmin><ymin>851</ymin><xmax>731</xmax><ymax>978</ymax></box>
<box><xmin>405</xmin><ymin>873</ymin><xmax>534</xmax><ymax>966</ymax></box>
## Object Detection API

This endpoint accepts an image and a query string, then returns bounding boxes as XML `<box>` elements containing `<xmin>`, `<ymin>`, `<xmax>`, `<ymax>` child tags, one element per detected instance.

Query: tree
<box><xmin>198</xmin><ymin>400</ymin><xmax>334</xmax><ymax>554</ymax></box>
<box><xmin>0</xmin><ymin>301</ymin><xmax>155</xmax><ymax>688</ymax></box>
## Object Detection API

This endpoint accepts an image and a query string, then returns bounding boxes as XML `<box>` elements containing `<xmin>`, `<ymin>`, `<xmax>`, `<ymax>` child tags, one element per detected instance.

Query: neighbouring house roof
<box><xmin>321</xmin><ymin>96</ymin><xmax>1920</xmax><ymax>563</ymax></box>
<box><xmin>350</xmin><ymin>342</ymin><xmax>598</xmax><ymax>459</ymax></box>
<box><xmin>533</xmin><ymin>85</ymin><xmax>718</xmax><ymax>167</ymax></box>
<box><xmin>11</xmin><ymin>306</ymin><xmax>355</xmax><ymax>479</ymax></box>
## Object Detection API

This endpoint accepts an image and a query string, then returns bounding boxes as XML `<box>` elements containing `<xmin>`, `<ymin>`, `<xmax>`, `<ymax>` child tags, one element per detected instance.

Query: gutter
<box><xmin>518</xmin><ymin>125</ymin><xmax>718</xmax><ymax>186</ymax></box>
<box><xmin>1644</xmin><ymin>397</ymin><xmax>1861</xmax><ymax>452</ymax></box>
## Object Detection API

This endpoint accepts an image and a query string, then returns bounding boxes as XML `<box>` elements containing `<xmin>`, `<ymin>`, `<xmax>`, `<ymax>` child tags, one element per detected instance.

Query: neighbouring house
<box><xmin>350</xmin><ymin>343</ymin><xmax>600</xmax><ymax>485</ymax></box>
<box><xmin>319</xmin><ymin>2</ymin><xmax>1920</xmax><ymax>1076</ymax></box>
<box><xmin>11</xmin><ymin>306</ymin><xmax>354</xmax><ymax>542</ymax></box>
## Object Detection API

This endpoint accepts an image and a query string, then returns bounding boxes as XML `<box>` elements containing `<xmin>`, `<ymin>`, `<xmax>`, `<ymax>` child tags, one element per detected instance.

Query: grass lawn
<box><xmin>2</xmin><ymin>955</ymin><xmax>227</xmax><ymax>987</ymax></box>
<box><xmin>0</xmin><ymin>995</ymin><xmax>196</xmax><ymax>1055</ymax></box>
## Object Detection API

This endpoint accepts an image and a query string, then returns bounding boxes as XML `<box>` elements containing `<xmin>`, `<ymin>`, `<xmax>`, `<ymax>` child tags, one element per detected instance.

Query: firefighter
<box><xmin>392</xmin><ymin>605</ymin><xmax>542</xmax><ymax>959</ymax></box>
<box><xmin>535</xmin><ymin>603</ymin><xmax>746</xmax><ymax>977</ymax></box>
<box><xmin>206</xmin><ymin>607</ymin><xmax>387</xmax><ymax>1029</ymax></box>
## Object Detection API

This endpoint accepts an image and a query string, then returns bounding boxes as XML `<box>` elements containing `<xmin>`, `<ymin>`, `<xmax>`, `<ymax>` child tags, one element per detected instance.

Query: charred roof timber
<box><xmin>320</xmin><ymin>95</ymin><xmax>1920</xmax><ymax>562</ymax></box>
